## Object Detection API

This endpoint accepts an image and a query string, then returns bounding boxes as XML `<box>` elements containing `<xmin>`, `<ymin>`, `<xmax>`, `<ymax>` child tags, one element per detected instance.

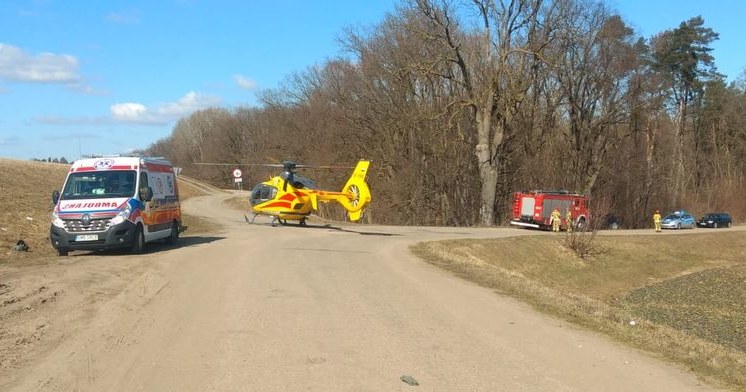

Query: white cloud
<box><xmin>70</xmin><ymin>84</ymin><xmax>107</xmax><ymax>95</ymax></box>
<box><xmin>234</xmin><ymin>74</ymin><xmax>257</xmax><ymax>90</ymax></box>
<box><xmin>33</xmin><ymin>115</ymin><xmax>109</xmax><ymax>125</ymax></box>
<box><xmin>0</xmin><ymin>43</ymin><xmax>80</xmax><ymax>83</ymax></box>
<box><xmin>109</xmin><ymin>102</ymin><xmax>161</xmax><ymax>125</ymax></box>
<box><xmin>42</xmin><ymin>131</ymin><xmax>99</xmax><ymax>141</ymax></box>
<box><xmin>110</xmin><ymin>91</ymin><xmax>221</xmax><ymax>125</ymax></box>
<box><xmin>106</xmin><ymin>9</ymin><xmax>141</xmax><ymax>24</ymax></box>
<box><xmin>155</xmin><ymin>91</ymin><xmax>221</xmax><ymax>117</ymax></box>
<box><xmin>111</xmin><ymin>103</ymin><xmax>148</xmax><ymax>120</ymax></box>
<box><xmin>30</xmin><ymin>92</ymin><xmax>220</xmax><ymax>127</ymax></box>
<box><xmin>0</xmin><ymin>135</ymin><xmax>20</xmax><ymax>146</ymax></box>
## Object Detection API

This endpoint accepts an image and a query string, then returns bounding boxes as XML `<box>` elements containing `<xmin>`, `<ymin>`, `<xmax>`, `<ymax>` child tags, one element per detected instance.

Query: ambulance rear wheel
<box><xmin>57</xmin><ymin>248</ymin><xmax>69</xmax><ymax>256</ymax></box>
<box><xmin>165</xmin><ymin>221</ymin><xmax>180</xmax><ymax>245</ymax></box>
<box><xmin>131</xmin><ymin>225</ymin><xmax>144</xmax><ymax>254</ymax></box>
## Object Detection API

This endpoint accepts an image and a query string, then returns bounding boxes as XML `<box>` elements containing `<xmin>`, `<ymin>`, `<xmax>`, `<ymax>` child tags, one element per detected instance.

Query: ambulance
<box><xmin>50</xmin><ymin>156</ymin><xmax>181</xmax><ymax>256</ymax></box>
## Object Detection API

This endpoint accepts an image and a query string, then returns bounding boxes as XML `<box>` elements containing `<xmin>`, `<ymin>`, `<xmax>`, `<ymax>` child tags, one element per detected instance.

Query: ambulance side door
<box><xmin>138</xmin><ymin>171</ymin><xmax>153</xmax><ymax>227</ymax></box>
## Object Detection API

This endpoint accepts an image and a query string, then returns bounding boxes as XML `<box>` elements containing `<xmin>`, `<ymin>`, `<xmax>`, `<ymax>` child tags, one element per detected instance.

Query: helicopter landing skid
<box><xmin>245</xmin><ymin>214</ymin><xmax>307</xmax><ymax>227</ymax></box>
<box><xmin>272</xmin><ymin>217</ymin><xmax>307</xmax><ymax>227</ymax></box>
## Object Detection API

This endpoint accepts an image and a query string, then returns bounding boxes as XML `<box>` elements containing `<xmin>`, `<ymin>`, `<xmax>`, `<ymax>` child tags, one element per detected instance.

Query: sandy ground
<box><xmin>0</xmin><ymin>188</ymin><xmax>725</xmax><ymax>391</ymax></box>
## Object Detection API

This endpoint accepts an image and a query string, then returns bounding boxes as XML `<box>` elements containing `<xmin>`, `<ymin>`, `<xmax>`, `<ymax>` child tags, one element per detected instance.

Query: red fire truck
<box><xmin>509</xmin><ymin>190</ymin><xmax>590</xmax><ymax>230</ymax></box>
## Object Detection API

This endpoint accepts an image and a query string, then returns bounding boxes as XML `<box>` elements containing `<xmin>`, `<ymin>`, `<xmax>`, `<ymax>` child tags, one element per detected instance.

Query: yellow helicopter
<box><xmin>244</xmin><ymin>160</ymin><xmax>371</xmax><ymax>226</ymax></box>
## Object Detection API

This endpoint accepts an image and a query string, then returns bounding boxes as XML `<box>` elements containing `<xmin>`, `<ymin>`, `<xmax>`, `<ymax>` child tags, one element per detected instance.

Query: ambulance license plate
<box><xmin>76</xmin><ymin>234</ymin><xmax>98</xmax><ymax>241</ymax></box>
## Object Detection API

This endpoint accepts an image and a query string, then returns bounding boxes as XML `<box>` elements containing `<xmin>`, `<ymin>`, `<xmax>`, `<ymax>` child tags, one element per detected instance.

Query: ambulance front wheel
<box><xmin>130</xmin><ymin>225</ymin><xmax>144</xmax><ymax>254</ymax></box>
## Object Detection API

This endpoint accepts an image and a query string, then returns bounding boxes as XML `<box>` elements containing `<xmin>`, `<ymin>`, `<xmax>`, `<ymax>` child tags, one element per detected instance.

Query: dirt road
<box><xmin>0</xmin><ymin>190</ymin><xmax>720</xmax><ymax>391</ymax></box>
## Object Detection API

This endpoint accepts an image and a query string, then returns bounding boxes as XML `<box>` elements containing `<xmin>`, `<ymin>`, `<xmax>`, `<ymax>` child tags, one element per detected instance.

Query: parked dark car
<box><xmin>697</xmin><ymin>212</ymin><xmax>732</xmax><ymax>228</ymax></box>
<box><xmin>602</xmin><ymin>213</ymin><xmax>622</xmax><ymax>230</ymax></box>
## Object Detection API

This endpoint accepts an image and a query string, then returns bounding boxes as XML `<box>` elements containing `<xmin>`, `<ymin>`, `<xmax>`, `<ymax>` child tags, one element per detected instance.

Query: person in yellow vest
<box><xmin>653</xmin><ymin>210</ymin><xmax>662</xmax><ymax>232</ymax></box>
<box><xmin>551</xmin><ymin>208</ymin><xmax>561</xmax><ymax>232</ymax></box>
<box><xmin>565</xmin><ymin>209</ymin><xmax>573</xmax><ymax>232</ymax></box>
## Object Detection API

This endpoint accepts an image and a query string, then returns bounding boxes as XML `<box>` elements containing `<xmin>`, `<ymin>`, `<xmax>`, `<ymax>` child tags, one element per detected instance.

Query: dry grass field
<box><xmin>0</xmin><ymin>159</ymin><xmax>69</xmax><ymax>262</ymax></box>
<box><xmin>413</xmin><ymin>233</ymin><xmax>746</xmax><ymax>389</ymax></box>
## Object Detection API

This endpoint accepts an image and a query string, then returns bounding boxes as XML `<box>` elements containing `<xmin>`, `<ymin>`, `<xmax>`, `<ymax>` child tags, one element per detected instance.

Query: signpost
<box><xmin>233</xmin><ymin>168</ymin><xmax>243</xmax><ymax>194</ymax></box>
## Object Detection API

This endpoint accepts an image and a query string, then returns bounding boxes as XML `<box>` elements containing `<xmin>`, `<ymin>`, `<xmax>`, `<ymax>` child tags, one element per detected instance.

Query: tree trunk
<box><xmin>643</xmin><ymin>116</ymin><xmax>657</xmax><ymax>216</ymax></box>
<box><xmin>475</xmin><ymin>95</ymin><xmax>499</xmax><ymax>226</ymax></box>
<box><xmin>581</xmin><ymin>166</ymin><xmax>600</xmax><ymax>196</ymax></box>
<box><xmin>672</xmin><ymin>98</ymin><xmax>686</xmax><ymax>205</ymax></box>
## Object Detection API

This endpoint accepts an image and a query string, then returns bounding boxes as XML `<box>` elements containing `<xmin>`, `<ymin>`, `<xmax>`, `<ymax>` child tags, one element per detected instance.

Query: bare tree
<box><xmin>553</xmin><ymin>5</ymin><xmax>638</xmax><ymax>195</ymax></box>
<box><xmin>407</xmin><ymin>0</ymin><xmax>555</xmax><ymax>225</ymax></box>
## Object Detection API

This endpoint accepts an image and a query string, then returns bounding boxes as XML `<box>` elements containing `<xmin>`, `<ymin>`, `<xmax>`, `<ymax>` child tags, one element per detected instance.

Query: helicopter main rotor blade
<box><xmin>194</xmin><ymin>162</ymin><xmax>280</xmax><ymax>167</ymax></box>
<box><xmin>294</xmin><ymin>164</ymin><xmax>356</xmax><ymax>169</ymax></box>
<box><xmin>194</xmin><ymin>162</ymin><xmax>356</xmax><ymax>169</ymax></box>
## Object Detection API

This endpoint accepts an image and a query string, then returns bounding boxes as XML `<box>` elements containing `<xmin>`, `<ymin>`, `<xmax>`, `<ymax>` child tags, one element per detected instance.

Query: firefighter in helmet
<box><xmin>551</xmin><ymin>208</ymin><xmax>561</xmax><ymax>232</ymax></box>
<box><xmin>565</xmin><ymin>208</ymin><xmax>573</xmax><ymax>232</ymax></box>
<box><xmin>653</xmin><ymin>210</ymin><xmax>662</xmax><ymax>232</ymax></box>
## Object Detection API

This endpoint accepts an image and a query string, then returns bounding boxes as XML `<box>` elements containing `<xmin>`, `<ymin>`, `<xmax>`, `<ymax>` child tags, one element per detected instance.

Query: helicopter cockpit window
<box><xmin>250</xmin><ymin>184</ymin><xmax>277</xmax><ymax>205</ymax></box>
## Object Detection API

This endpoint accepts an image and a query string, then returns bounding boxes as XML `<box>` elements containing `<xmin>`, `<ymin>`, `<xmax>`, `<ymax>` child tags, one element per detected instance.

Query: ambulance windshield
<box><xmin>61</xmin><ymin>170</ymin><xmax>137</xmax><ymax>200</ymax></box>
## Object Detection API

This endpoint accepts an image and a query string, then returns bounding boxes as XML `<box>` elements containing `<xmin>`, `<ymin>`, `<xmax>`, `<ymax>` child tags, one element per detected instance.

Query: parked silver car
<box><xmin>660</xmin><ymin>211</ymin><xmax>696</xmax><ymax>230</ymax></box>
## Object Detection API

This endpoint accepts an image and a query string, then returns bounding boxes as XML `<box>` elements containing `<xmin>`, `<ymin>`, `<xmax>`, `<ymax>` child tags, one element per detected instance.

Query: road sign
<box><xmin>232</xmin><ymin>168</ymin><xmax>242</xmax><ymax>178</ymax></box>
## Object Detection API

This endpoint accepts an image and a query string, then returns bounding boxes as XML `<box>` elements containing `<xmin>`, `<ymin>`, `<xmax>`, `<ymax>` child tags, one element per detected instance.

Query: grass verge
<box><xmin>412</xmin><ymin>233</ymin><xmax>746</xmax><ymax>390</ymax></box>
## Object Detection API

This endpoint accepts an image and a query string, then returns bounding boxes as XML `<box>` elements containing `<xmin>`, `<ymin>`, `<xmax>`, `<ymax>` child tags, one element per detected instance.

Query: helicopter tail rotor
<box><xmin>339</xmin><ymin>160</ymin><xmax>372</xmax><ymax>221</ymax></box>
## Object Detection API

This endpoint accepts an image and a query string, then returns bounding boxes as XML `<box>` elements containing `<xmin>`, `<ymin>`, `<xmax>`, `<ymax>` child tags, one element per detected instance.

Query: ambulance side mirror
<box><xmin>140</xmin><ymin>187</ymin><xmax>153</xmax><ymax>202</ymax></box>
<box><xmin>52</xmin><ymin>190</ymin><xmax>60</xmax><ymax>205</ymax></box>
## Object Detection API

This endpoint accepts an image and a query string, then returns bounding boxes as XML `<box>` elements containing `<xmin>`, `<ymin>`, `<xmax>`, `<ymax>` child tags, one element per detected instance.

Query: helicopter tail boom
<box><xmin>339</xmin><ymin>160</ymin><xmax>371</xmax><ymax>221</ymax></box>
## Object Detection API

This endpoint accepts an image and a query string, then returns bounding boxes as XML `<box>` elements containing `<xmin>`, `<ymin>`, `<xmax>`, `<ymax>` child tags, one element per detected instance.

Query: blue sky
<box><xmin>1</xmin><ymin>1</ymin><xmax>744</xmax><ymax>162</ymax></box>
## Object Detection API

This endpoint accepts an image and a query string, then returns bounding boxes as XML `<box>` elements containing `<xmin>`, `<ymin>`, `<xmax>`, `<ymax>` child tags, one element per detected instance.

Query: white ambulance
<box><xmin>50</xmin><ymin>156</ymin><xmax>181</xmax><ymax>256</ymax></box>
